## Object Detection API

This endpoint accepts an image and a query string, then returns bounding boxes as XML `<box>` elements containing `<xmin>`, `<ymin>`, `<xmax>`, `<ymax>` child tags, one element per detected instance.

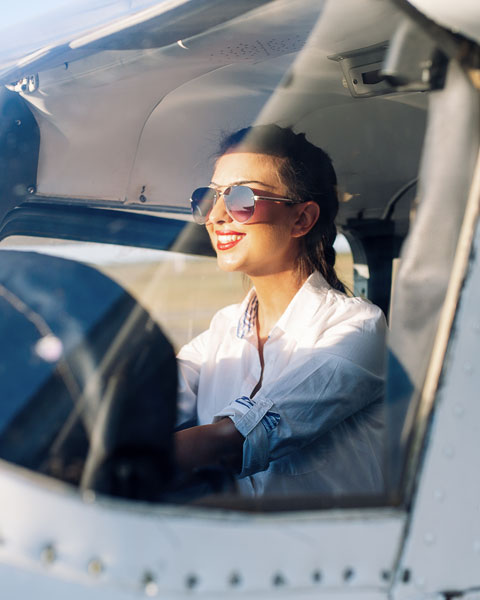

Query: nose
<box><xmin>207</xmin><ymin>191</ymin><xmax>232</xmax><ymax>225</ymax></box>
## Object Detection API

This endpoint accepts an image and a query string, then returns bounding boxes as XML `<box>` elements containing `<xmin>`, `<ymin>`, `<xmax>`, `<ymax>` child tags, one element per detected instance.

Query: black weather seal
<box><xmin>0</xmin><ymin>202</ymin><xmax>214</xmax><ymax>256</ymax></box>
<box><xmin>192</xmin><ymin>491</ymin><xmax>401</xmax><ymax>512</ymax></box>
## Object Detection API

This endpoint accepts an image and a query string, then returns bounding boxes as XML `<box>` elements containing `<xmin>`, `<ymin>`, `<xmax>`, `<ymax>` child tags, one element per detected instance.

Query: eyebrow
<box><xmin>209</xmin><ymin>179</ymin><xmax>274</xmax><ymax>189</ymax></box>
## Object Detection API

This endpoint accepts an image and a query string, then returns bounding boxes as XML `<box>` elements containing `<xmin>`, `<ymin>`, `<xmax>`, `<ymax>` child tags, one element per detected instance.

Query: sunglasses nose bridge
<box><xmin>206</xmin><ymin>189</ymin><xmax>232</xmax><ymax>224</ymax></box>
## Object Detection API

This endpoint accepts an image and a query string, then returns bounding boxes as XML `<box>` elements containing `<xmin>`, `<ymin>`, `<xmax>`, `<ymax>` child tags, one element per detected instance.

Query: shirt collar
<box><xmin>273</xmin><ymin>271</ymin><xmax>331</xmax><ymax>339</ymax></box>
<box><xmin>235</xmin><ymin>271</ymin><xmax>332</xmax><ymax>341</ymax></box>
<box><xmin>236</xmin><ymin>288</ymin><xmax>258</xmax><ymax>339</ymax></box>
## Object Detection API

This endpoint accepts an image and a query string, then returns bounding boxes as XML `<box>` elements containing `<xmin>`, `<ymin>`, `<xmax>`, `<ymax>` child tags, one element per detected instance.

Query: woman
<box><xmin>175</xmin><ymin>125</ymin><xmax>386</xmax><ymax>496</ymax></box>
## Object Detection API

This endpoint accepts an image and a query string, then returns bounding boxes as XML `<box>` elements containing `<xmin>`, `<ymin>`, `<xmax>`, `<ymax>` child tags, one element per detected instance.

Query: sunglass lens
<box><xmin>190</xmin><ymin>187</ymin><xmax>216</xmax><ymax>224</ymax></box>
<box><xmin>225</xmin><ymin>186</ymin><xmax>255</xmax><ymax>223</ymax></box>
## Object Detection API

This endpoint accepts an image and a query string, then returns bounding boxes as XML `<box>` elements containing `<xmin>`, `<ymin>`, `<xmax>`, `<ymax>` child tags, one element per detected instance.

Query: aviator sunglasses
<box><xmin>190</xmin><ymin>185</ymin><xmax>305</xmax><ymax>225</ymax></box>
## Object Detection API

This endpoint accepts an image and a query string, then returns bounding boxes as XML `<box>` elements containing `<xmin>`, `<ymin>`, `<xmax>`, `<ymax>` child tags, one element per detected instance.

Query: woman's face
<box><xmin>206</xmin><ymin>151</ymin><xmax>303</xmax><ymax>277</ymax></box>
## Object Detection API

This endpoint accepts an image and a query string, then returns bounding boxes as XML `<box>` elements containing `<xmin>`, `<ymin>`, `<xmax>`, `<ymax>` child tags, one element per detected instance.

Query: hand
<box><xmin>175</xmin><ymin>418</ymin><xmax>244</xmax><ymax>473</ymax></box>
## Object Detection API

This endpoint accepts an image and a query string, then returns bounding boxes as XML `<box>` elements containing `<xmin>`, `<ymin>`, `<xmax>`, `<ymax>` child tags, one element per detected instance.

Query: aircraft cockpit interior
<box><xmin>0</xmin><ymin>0</ymin><xmax>479</xmax><ymax>597</ymax></box>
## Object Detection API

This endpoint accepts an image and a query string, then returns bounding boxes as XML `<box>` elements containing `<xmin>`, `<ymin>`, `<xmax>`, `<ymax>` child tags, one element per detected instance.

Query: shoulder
<box><xmin>305</xmin><ymin>272</ymin><xmax>385</xmax><ymax>330</ymax></box>
<box><xmin>178</xmin><ymin>297</ymin><xmax>245</xmax><ymax>359</ymax></box>
<box><xmin>327</xmin><ymin>291</ymin><xmax>385</xmax><ymax>329</ymax></box>
<box><xmin>299</xmin><ymin>274</ymin><xmax>386</xmax><ymax>373</ymax></box>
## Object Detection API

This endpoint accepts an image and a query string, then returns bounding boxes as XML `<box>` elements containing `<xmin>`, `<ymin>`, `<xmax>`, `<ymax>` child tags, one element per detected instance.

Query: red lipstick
<box><xmin>215</xmin><ymin>230</ymin><xmax>245</xmax><ymax>251</ymax></box>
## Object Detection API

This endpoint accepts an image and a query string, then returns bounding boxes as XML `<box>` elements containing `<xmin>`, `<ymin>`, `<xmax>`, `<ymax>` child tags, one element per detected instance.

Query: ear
<box><xmin>291</xmin><ymin>202</ymin><xmax>320</xmax><ymax>238</ymax></box>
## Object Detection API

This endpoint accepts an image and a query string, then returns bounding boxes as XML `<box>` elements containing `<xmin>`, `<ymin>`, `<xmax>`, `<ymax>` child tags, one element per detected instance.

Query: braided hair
<box><xmin>217</xmin><ymin>124</ymin><xmax>345</xmax><ymax>292</ymax></box>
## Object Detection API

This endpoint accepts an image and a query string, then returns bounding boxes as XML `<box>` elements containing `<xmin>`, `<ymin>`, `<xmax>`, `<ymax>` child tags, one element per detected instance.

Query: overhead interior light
<box><xmin>328</xmin><ymin>42</ymin><xmax>397</xmax><ymax>98</ymax></box>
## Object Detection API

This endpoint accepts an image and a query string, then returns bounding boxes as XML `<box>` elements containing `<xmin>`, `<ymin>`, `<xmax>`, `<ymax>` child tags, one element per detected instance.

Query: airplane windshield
<box><xmin>0</xmin><ymin>0</ymin><xmax>477</xmax><ymax>511</ymax></box>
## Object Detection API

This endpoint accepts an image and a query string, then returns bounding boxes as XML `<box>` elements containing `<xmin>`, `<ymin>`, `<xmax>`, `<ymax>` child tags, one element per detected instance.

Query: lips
<box><xmin>215</xmin><ymin>230</ymin><xmax>245</xmax><ymax>251</ymax></box>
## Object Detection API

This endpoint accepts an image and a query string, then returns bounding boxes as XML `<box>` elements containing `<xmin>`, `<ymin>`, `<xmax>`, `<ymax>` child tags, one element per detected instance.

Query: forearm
<box><xmin>174</xmin><ymin>418</ymin><xmax>244</xmax><ymax>472</ymax></box>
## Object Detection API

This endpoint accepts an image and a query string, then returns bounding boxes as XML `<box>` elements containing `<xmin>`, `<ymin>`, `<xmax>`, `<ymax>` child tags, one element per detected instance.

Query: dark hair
<box><xmin>218</xmin><ymin>124</ymin><xmax>345</xmax><ymax>292</ymax></box>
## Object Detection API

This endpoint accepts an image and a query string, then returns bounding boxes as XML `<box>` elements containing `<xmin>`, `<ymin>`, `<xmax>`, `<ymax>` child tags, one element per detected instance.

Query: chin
<box><xmin>216</xmin><ymin>258</ymin><xmax>243</xmax><ymax>273</ymax></box>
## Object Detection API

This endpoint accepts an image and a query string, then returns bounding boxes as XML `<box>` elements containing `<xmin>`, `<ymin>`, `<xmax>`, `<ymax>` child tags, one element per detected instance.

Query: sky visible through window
<box><xmin>1</xmin><ymin>0</ymin><xmax>176</xmax><ymax>29</ymax></box>
<box><xmin>2</xmin><ymin>0</ymin><xmax>74</xmax><ymax>28</ymax></box>
<box><xmin>0</xmin><ymin>0</ymin><xmax>176</xmax><ymax>63</ymax></box>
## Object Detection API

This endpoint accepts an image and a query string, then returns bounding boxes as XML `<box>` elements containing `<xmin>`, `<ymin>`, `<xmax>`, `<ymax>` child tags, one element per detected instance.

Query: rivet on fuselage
<box><xmin>87</xmin><ymin>558</ymin><xmax>104</xmax><ymax>576</ymax></box>
<box><xmin>401</xmin><ymin>568</ymin><xmax>411</xmax><ymax>583</ymax></box>
<box><xmin>229</xmin><ymin>572</ymin><xmax>242</xmax><ymax>587</ymax></box>
<box><xmin>142</xmin><ymin>572</ymin><xmax>159</xmax><ymax>597</ymax></box>
<box><xmin>185</xmin><ymin>574</ymin><xmax>199</xmax><ymax>589</ymax></box>
<box><xmin>40</xmin><ymin>544</ymin><xmax>56</xmax><ymax>565</ymax></box>
<box><xmin>312</xmin><ymin>570</ymin><xmax>322</xmax><ymax>583</ymax></box>
<box><xmin>272</xmin><ymin>572</ymin><xmax>286</xmax><ymax>586</ymax></box>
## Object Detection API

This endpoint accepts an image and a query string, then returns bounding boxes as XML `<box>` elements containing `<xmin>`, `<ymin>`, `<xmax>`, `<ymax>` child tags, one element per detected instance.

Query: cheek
<box><xmin>248</xmin><ymin>224</ymin><xmax>292</xmax><ymax>254</ymax></box>
<box><xmin>252</xmin><ymin>206</ymin><xmax>294</xmax><ymax>242</ymax></box>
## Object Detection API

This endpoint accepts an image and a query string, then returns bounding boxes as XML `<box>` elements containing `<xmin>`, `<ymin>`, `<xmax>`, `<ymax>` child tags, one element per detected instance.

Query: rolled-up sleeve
<box><xmin>214</xmin><ymin>350</ymin><xmax>384</xmax><ymax>478</ymax></box>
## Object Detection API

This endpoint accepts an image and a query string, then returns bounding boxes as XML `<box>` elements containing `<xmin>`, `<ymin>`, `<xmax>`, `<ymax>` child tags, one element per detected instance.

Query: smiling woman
<box><xmin>175</xmin><ymin>125</ymin><xmax>387</xmax><ymax>497</ymax></box>
<box><xmin>207</xmin><ymin>152</ymin><xmax>310</xmax><ymax>278</ymax></box>
<box><xmin>1</xmin><ymin>0</ymin><xmax>480</xmax><ymax>594</ymax></box>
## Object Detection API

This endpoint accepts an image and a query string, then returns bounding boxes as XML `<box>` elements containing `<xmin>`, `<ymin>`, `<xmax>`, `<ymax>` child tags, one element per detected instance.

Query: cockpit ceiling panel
<box><xmin>407</xmin><ymin>0</ymin><xmax>480</xmax><ymax>45</ymax></box>
<box><xmin>17</xmin><ymin>0</ymin><xmax>426</xmax><ymax>226</ymax></box>
<box><xmin>25</xmin><ymin>0</ymin><xmax>322</xmax><ymax>204</ymax></box>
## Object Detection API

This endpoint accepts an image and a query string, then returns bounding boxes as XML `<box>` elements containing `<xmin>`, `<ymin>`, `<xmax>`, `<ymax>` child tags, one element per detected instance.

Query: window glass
<box><xmin>333</xmin><ymin>234</ymin><xmax>354</xmax><ymax>294</ymax></box>
<box><xmin>0</xmin><ymin>0</ymin><xmax>445</xmax><ymax>509</ymax></box>
<box><xmin>0</xmin><ymin>236</ymin><xmax>245</xmax><ymax>351</ymax></box>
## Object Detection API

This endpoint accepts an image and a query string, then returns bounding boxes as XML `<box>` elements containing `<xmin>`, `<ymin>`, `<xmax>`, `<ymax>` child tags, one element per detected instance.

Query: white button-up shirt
<box><xmin>177</xmin><ymin>271</ymin><xmax>387</xmax><ymax>497</ymax></box>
